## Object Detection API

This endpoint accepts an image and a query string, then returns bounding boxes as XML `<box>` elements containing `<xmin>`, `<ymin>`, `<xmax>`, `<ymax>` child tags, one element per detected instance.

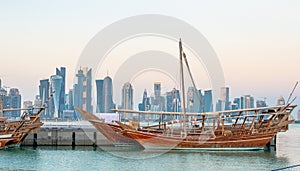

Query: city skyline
<box><xmin>0</xmin><ymin>1</ymin><xmax>299</xmax><ymax>108</ymax></box>
<box><xmin>0</xmin><ymin>72</ymin><xmax>298</xmax><ymax>119</ymax></box>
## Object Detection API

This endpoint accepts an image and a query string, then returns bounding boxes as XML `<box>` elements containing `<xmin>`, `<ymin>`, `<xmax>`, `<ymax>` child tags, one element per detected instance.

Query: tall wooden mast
<box><xmin>179</xmin><ymin>39</ymin><xmax>186</xmax><ymax>136</ymax></box>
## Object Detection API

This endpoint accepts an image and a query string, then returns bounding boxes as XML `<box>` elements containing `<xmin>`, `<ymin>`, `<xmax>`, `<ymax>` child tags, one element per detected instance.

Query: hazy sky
<box><xmin>0</xmin><ymin>0</ymin><xmax>299</xmax><ymax>110</ymax></box>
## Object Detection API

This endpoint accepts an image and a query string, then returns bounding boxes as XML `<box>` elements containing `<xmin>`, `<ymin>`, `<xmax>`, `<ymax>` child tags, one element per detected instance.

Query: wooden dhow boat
<box><xmin>0</xmin><ymin>107</ymin><xmax>44</xmax><ymax>149</ymax></box>
<box><xmin>77</xmin><ymin>104</ymin><xmax>296</xmax><ymax>150</ymax></box>
<box><xmin>77</xmin><ymin>39</ymin><xmax>297</xmax><ymax>150</ymax></box>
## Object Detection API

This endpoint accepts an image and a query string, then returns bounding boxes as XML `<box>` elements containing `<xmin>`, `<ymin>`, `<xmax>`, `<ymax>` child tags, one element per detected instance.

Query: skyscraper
<box><xmin>0</xmin><ymin>78</ymin><xmax>8</xmax><ymax>98</ymax></box>
<box><xmin>256</xmin><ymin>100</ymin><xmax>267</xmax><ymax>108</ymax></box>
<box><xmin>172</xmin><ymin>88</ymin><xmax>181</xmax><ymax>112</ymax></box>
<box><xmin>34</xmin><ymin>97</ymin><xmax>42</xmax><ymax>108</ymax></box>
<box><xmin>4</xmin><ymin>88</ymin><xmax>21</xmax><ymax>118</ymax></box>
<box><xmin>154</xmin><ymin>82</ymin><xmax>161</xmax><ymax>98</ymax></box>
<box><xmin>68</xmin><ymin>89</ymin><xmax>74</xmax><ymax>110</ymax></box>
<box><xmin>187</xmin><ymin>87</ymin><xmax>195</xmax><ymax>113</ymax></box>
<box><xmin>277</xmin><ymin>96</ymin><xmax>285</xmax><ymax>106</ymax></box>
<box><xmin>121</xmin><ymin>82</ymin><xmax>133</xmax><ymax>110</ymax></box>
<box><xmin>186</xmin><ymin>87</ymin><xmax>202</xmax><ymax>113</ymax></box>
<box><xmin>233</xmin><ymin>97</ymin><xmax>241</xmax><ymax>109</ymax></box>
<box><xmin>220</xmin><ymin>87</ymin><xmax>230</xmax><ymax>110</ymax></box>
<box><xmin>204</xmin><ymin>90</ymin><xmax>213</xmax><ymax>112</ymax></box>
<box><xmin>139</xmin><ymin>89</ymin><xmax>150</xmax><ymax>112</ymax></box>
<box><xmin>165</xmin><ymin>88</ymin><xmax>181</xmax><ymax>113</ymax></box>
<box><xmin>50</xmin><ymin>75</ymin><xmax>63</xmax><ymax>118</ymax></box>
<box><xmin>95</xmin><ymin>79</ymin><xmax>104</xmax><ymax>113</ymax></box>
<box><xmin>240</xmin><ymin>96</ymin><xmax>244</xmax><ymax>109</ymax></box>
<box><xmin>74</xmin><ymin>67</ymin><xmax>93</xmax><ymax>116</ymax></box>
<box><xmin>0</xmin><ymin>79</ymin><xmax>6</xmax><ymax>116</ymax></box>
<box><xmin>216</xmin><ymin>99</ymin><xmax>222</xmax><ymax>111</ymax></box>
<box><xmin>23</xmin><ymin>100</ymin><xmax>33</xmax><ymax>114</ymax></box>
<box><xmin>193</xmin><ymin>89</ymin><xmax>203</xmax><ymax>113</ymax></box>
<box><xmin>23</xmin><ymin>100</ymin><xmax>33</xmax><ymax>108</ymax></box>
<box><xmin>103</xmin><ymin>76</ymin><xmax>114</xmax><ymax>113</ymax></box>
<box><xmin>242</xmin><ymin>95</ymin><xmax>254</xmax><ymax>109</ymax></box>
<box><xmin>56</xmin><ymin>67</ymin><xmax>66</xmax><ymax>117</ymax></box>
<box><xmin>166</xmin><ymin>91</ymin><xmax>173</xmax><ymax>112</ymax></box>
<box><xmin>39</xmin><ymin>79</ymin><xmax>50</xmax><ymax>118</ymax></box>
<box><xmin>151</xmin><ymin>82</ymin><xmax>165</xmax><ymax>111</ymax></box>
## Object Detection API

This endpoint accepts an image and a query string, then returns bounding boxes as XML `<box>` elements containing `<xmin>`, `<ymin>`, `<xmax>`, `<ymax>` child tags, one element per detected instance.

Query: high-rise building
<box><xmin>121</xmin><ymin>82</ymin><xmax>133</xmax><ymax>110</ymax></box>
<box><xmin>240</xmin><ymin>96</ymin><xmax>244</xmax><ymax>109</ymax></box>
<box><xmin>166</xmin><ymin>91</ymin><xmax>173</xmax><ymax>112</ymax></box>
<box><xmin>277</xmin><ymin>96</ymin><xmax>285</xmax><ymax>106</ymax></box>
<box><xmin>34</xmin><ymin>96</ymin><xmax>42</xmax><ymax>108</ymax></box>
<box><xmin>151</xmin><ymin>82</ymin><xmax>165</xmax><ymax>112</ymax></box>
<box><xmin>23</xmin><ymin>100</ymin><xmax>33</xmax><ymax>114</ymax></box>
<box><xmin>84</xmin><ymin>68</ymin><xmax>93</xmax><ymax>113</ymax></box>
<box><xmin>139</xmin><ymin>89</ymin><xmax>151</xmax><ymax>111</ymax></box>
<box><xmin>0</xmin><ymin>79</ymin><xmax>7</xmax><ymax>96</ymax></box>
<box><xmin>187</xmin><ymin>87</ymin><xmax>195</xmax><ymax>113</ymax></box>
<box><xmin>216</xmin><ymin>99</ymin><xmax>222</xmax><ymax>111</ymax></box>
<box><xmin>154</xmin><ymin>82</ymin><xmax>161</xmax><ymax>98</ymax></box>
<box><xmin>231</xmin><ymin>103</ymin><xmax>238</xmax><ymax>110</ymax></box>
<box><xmin>4</xmin><ymin>88</ymin><xmax>21</xmax><ymax>118</ymax></box>
<box><xmin>233</xmin><ymin>98</ymin><xmax>241</xmax><ymax>109</ymax></box>
<box><xmin>68</xmin><ymin>89</ymin><xmax>74</xmax><ymax>110</ymax></box>
<box><xmin>39</xmin><ymin>79</ymin><xmax>50</xmax><ymax>118</ymax></box>
<box><xmin>56</xmin><ymin>67</ymin><xmax>66</xmax><ymax>117</ymax></box>
<box><xmin>172</xmin><ymin>88</ymin><xmax>181</xmax><ymax>112</ymax></box>
<box><xmin>74</xmin><ymin>67</ymin><xmax>93</xmax><ymax>116</ymax></box>
<box><xmin>65</xmin><ymin>94</ymin><xmax>69</xmax><ymax>110</ymax></box>
<box><xmin>138</xmin><ymin>89</ymin><xmax>151</xmax><ymax>120</ymax></box>
<box><xmin>50</xmin><ymin>75</ymin><xmax>63</xmax><ymax>118</ymax></box>
<box><xmin>220</xmin><ymin>87</ymin><xmax>230</xmax><ymax>110</ymax></box>
<box><xmin>103</xmin><ymin>76</ymin><xmax>114</xmax><ymax>113</ymax></box>
<box><xmin>186</xmin><ymin>87</ymin><xmax>203</xmax><ymax>113</ymax></box>
<box><xmin>165</xmin><ymin>88</ymin><xmax>180</xmax><ymax>112</ymax></box>
<box><xmin>242</xmin><ymin>95</ymin><xmax>254</xmax><ymax>109</ymax></box>
<box><xmin>194</xmin><ymin>89</ymin><xmax>203</xmax><ymax>113</ymax></box>
<box><xmin>23</xmin><ymin>100</ymin><xmax>33</xmax><ymax>108</ymax></box>
<box><xmin>256</xmin><ymin>100</ymin><xmax>267</xmax><ymax>108</ymax></box>
<box><xmin>204</xmin><ymin>90</ymin><xmax>213</xmax><ymax>112</ymax></box>
<box><xmin>95</xmin><ymin>79</ymin><xmax>104</xmax><ymax>113</ymax></box>
<box><xmin>0</xmin><ymin>79</ymin><xmax>6</xmax><ymax>116</ymax></box>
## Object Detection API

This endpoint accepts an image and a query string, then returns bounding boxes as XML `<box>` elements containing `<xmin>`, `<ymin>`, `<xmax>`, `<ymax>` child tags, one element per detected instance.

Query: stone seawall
<box><xmin>22</xmin><ymin>126</ymin><xmax>112</xmax><ymax>146</ymax></box>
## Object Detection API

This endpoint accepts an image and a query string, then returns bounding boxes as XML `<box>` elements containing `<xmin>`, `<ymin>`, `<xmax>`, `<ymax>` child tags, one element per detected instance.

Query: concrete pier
<box><xmin>22</xmin><ymin>126</ymin><xmax>112</xmax><ymax>146</ymax></box>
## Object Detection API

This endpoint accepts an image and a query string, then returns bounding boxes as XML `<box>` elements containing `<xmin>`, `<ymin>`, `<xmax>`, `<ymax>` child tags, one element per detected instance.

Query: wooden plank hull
<box><xmin>122</xmin><ymin>129</ymin><xmax>274</xmax><ymax>150</ymax></box>
<box><xmin>90</xmin><ymin>120</ymin><xmax>139</xmax><ymax>145</ymax></box>
<box><xmin>0</xmin><ymin>138</ymin><xmax>14</xmax><ymax>148</ymax></box>
<box><xmin>75</xmin><ymin>107</ymin><xmax>139</xmax><ymax>146</ymax></box>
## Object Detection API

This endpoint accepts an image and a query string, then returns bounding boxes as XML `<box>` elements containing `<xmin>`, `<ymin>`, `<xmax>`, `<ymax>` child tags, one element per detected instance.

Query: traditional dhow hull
<box><xmin>75</xmin><ymin>108</ymin><xmax>140</xmax><ymax>146</ymax></box>
<box><xmin>90</xmin><ymin>120</ymin><xmax>139</xmax><ymax>146</ymax></box>
<box><xmin>122</xmin><ymin>129</ymin><xmax>274</xmax><ymax>150</ymax></box>
<box><xmin>0</xmin><ymin>138</ymin><xmax>14</xmax><ymax>148</ymax></box>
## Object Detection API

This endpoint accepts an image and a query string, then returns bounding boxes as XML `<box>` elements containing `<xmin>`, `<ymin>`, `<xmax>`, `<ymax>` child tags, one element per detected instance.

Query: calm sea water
<box><xmin>1</xmin><ymin>124</ymin><xmax>300</xmax><ymax>171</ymax></box>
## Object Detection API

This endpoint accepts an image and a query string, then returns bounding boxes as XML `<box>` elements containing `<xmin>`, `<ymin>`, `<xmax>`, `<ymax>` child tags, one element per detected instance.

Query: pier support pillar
<box><xmin>265</xmin><ymin>134</ymin><xmax>277</xmax><ymax>151</ymax></box>
<box><xmin>93</xmin><ymin>132</ymin><xmax>97</xmax><ymax>147</ymax></box>
<box><xmin>33</xmin><ymin>133</ymin><xmax>37</xmax><ymax>147</ymax></box>
<box><xmin>72</xmin><ymin>132</ymin><xmax>76</xmax><ymax>147</ymax></box>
